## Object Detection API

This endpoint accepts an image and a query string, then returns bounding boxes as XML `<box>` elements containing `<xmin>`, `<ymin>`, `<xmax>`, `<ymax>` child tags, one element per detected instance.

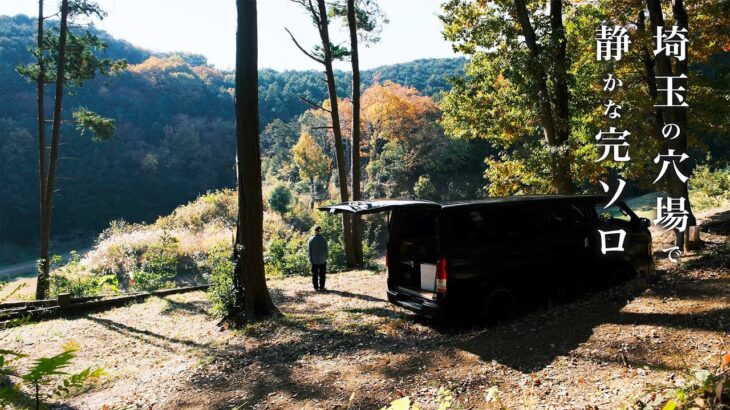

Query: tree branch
<box><xmin>285</xmin><ymin>28</ymin><xmax>324</xmax><ymax>65</ymax></box>
<box><xmin>299</xmin><ymin>96</ymin><xmax>330</xmax><ymax>112</ymax></box>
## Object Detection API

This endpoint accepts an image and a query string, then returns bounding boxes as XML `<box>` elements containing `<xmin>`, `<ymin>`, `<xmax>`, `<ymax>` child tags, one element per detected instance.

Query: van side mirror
<box><xmin>639</xmin><ymin>217</ymin><xmax>651</xmax><ymax>228</ymax></box>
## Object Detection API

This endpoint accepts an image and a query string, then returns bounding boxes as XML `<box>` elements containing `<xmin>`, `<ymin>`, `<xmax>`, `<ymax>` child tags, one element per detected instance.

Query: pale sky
<box><xmin>0</xmin><ymin>0</ymin><xmax>459</xmax><ymax>71</ymax></box>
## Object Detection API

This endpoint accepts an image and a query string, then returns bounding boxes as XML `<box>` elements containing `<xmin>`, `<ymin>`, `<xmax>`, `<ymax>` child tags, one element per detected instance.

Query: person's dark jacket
<box><xmin>308</xmin><ymin>234</ymin><xmax>328</xmax><ymax>265</ymax></box>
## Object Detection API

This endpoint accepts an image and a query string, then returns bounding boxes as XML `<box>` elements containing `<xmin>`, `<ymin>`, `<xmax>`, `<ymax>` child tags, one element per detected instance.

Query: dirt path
<box><xmin>2</xmin><ymin>211</ymin><xmax>728</xmax><ymax>409</ymax></box>
<box><xmin>0</xmin><ymin>248</ymin><xmax>92</xmax><ymax>302</ymax></box>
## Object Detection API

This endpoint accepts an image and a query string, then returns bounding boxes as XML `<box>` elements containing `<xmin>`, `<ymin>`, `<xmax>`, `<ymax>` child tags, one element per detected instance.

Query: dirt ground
<box><xmin>2</xmin><ymin>210</ymin><xmax>729</xmax><ymax>409</ymax></box>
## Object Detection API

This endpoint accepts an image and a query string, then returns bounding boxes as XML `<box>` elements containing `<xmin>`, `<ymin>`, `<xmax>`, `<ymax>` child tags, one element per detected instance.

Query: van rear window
<box><xmin>398</xmin><ymin>210</ymin><xmax>438</xmax><ymax>239</ymax></box>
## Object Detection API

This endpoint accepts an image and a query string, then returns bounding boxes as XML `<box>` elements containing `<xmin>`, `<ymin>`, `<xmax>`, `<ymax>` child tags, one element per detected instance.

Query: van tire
<box><xmin>480</xmin><ymin>286</ymin><xmax>516</xmax><ymax>324</ymax></box>
<box><xmin>607</xmin><ymin>264</ymin><xmax>636</xmax><ymax>286</ymax></box>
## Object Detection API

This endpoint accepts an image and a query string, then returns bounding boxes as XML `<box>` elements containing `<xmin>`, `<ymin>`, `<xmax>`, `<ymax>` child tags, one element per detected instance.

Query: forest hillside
<box><xmin>0</xmin><ymin>14</ymin><xmax>468</xmax><ymax>264</ymax></box>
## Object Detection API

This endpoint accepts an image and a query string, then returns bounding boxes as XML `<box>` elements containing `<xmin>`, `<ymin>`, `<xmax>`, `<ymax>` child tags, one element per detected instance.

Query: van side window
<box><xmin>596</xmin><ymin>203</ymin><xmax>632</xmax><ymax>222</ymax></box>
<box><xmin>545</xmin><ymin>203</ymin><xmax>590</xmax><ymax>229</ymax></box>
<box><xmin>449</xmin><ymin>206</ymin><xmax>530</xmax><ymax>247</ymax></box>
<box><xmin>450</xmin><ymin>209</ymin><xmax>487</xmax><ymax>246</ymax></box>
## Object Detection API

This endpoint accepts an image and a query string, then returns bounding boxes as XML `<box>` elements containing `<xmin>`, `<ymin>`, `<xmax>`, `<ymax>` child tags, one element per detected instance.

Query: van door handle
<box><xmin>584</xmin><ymin>237</ymin><xmax>589</xmax><ymax>247</ymax></box>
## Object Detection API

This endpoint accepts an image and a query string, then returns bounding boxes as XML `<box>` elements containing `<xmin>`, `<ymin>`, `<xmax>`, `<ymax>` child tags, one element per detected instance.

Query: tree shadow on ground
<box><xmin>183</xmin><ymin>314</ymin><xmax>420</xmax><ymax>409</ymax></box>
<box><xmin>159</xmin><ymin>295</ymin><xmax>210</xmax><ymax>316</ymax></box>
<box><xmin>268</xmin><ymin>286</ymin><xmax>386</xmax><ymax>306</ymax></box>
<box><xmin>85</xmin><ymin>316</ymin><xmax>210</xmax><ymax>351</ymax></box>
<box><xmin>455</xmin><ymin>292</ymin><xmax>632</xmax><ymax>372</ymax></box>
<box><xmin>702</xmin><ymin>209</ymin><xmax>730</xmax><ymax>233</ymax></box>
<box><xmin>324</xmin><ymin>289</ymin><xmax>387</xmax><ymax>303</ymax></box>
<box><xmin>458</xmin><ymin>265</ymin><xmax>730</xmax><ymax>372</ymax></box>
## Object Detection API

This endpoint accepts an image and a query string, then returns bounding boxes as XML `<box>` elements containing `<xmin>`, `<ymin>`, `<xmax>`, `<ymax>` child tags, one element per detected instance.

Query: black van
<box><xmin>321</xmin><ymin>195</ymin><xmax>653</xmax><ymax>320</ymax></box>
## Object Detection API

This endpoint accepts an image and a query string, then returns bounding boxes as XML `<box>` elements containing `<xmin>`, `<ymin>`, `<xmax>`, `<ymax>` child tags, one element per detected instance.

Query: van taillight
<box><xmin>385</xmin><ymin>249</ymin><xmax>389</xmax><ymax>271</ymax></box>
<box><xmin>436</xmin><ymin>258</ymin><xmax>447</xmax><ymax>294</ymax></box>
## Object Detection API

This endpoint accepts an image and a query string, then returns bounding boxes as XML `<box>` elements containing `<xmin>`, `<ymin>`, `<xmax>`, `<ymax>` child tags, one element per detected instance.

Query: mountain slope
<box><xmin>0</xmin><ymin>15</ymin><xmax>466</xmax><ymax>262</ymax></box>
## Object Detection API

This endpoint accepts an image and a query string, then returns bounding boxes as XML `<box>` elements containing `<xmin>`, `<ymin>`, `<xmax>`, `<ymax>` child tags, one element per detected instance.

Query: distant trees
<box><xmin>292</xmin><ymin>131</ymin><xmax>330</xmax><ymax>208</ymax></box>
<box><xmin>260</xmin><ymin>119</ymin><xmax>299</xmax><ymax>178</ymax></box>
<box><xmin>17</xmin><ymin>0</ymin><xmax>126</xmax><ymax>299</ymax></box>
<box><xmin>231</xmin><ymin>0</ymin><xmax>279</xmax><ymax>322</ymax></box>
<box><xmin>1</xmin><ymin>14</ymin><xmax>468</xmax><ymax>256</ymax></box>
<box><xmin>293</xmin><ymin>81</ymin><xmax>480</xmax><ymax>201</ymax></box>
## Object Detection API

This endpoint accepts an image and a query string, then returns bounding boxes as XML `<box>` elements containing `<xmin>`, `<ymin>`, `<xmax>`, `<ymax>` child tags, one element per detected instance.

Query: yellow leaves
<box><xmin>381</xmin><ymin>397</ymin><xmax>414</xmax><ymax>410</ymax></box>
<box><xmin>61</xmin><ymin>340</ymin><xmax>80</xmax><ymax>353</ymax></box>
<box><xmin>484</xmin><ymin>158</ymin><xmax>549</xmax><ymax>196</ymax></box>
<box><xmin>661</xmin><ymin>399</ymin><xmax>677</xmax><ymax>410</ymax></box>
<box><xmin>128</xmin><ymin>56</ymin><xmax>189</xmax><ymax>74</ymax></box>
<box><xmin>292</xmin><ymin>131</ymin><xmax>330</xmax><ymax>182</ymax></box>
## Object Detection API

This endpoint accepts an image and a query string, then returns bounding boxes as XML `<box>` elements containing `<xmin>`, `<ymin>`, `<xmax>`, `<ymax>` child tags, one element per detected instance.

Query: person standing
<box><xmin>308</xmin><ymin>225</ymin><xmax>329</xmax><ymax>291</ymax></box>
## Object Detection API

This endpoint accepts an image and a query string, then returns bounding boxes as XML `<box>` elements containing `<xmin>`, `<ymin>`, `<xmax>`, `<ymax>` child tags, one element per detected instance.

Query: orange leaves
<box><xmin>722</xmin><ymin>352</ymin><xmax>730</xmax><ymax>369</ymax></box>
<box><xmin>128</xmin><ymin>56</ymin><xmax>189</xmax><ymax>74</ymax></box>
<box><xmin>361</xmin><ymin>80</ymin><xmax>440</xmax><ymax>143</ymax></box>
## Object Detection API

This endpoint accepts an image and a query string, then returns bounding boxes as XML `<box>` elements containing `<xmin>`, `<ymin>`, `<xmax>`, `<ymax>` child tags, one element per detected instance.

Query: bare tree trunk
<box><xmin>513</xmin><ymin>0</ymin><xmax>574</xmax><ymax>194</ymax></box>
<box><xmin>347</xmin><ymin>0</ymin><xmax>364</xmax><ymax>267</ymax></box>
<box><xmin>316</xmin><ymin>0</ymin><xmax>356</xmax><ymax>267</ymax></box>
<box><xmin>37</xmin><ymin>0</ymin><xmax>69</xmax><ymax>300</ymax></box>
<box><xmin>637</xmin><ymin>10</ymin><xmax>665</xmax><ymax>134</ymax></box>
<box><xmin>646</xmin><ymin>0</ymin><xmax>698</xmax><ymax>251</ymax></box>
<box><xmin>548</xmin><ymin>0</ymin><xmax>574</xmax><ymax>195</ymax></box>
<box><xmin>232</xmin><ymin>0</ymin><xmax>279</xmax><ymax>322</ymax></box>
<box><xmin>310</xmin><ymin>177</ymin><xmax>316</xmax><ymax>209</ymax></box>
<box><xmin>36</xmin><ymin>0</ymin><xmax>48</xmax><ymax>300</ymax></box>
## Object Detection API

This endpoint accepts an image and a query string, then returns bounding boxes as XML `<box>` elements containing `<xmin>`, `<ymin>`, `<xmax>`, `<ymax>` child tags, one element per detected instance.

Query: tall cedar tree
<box><xmin>347</xmin><ymin>0</ymin><xmax>364</xmax><ymax>266</ymax></box>
<box><xmin>39</xmin><ymin>0</ymin><xmax>70</xmax><ymax>299</ymax></box>
<box><xmin>231</xmin><ymin>0</ymin><xmax>280</xmax><ymax>322</ymax></box>
<box><xmin>645</xmin><ymin>0</ymin><xmax>698</xmax><ymax>250</ymax></box>
<box><xmin>36</xmin><ymin>0</ymin><xmax>47</xmax><ymax>299</ymax></box>
<box><xmin>287</xmin><ymin>0</ymin><xmax>356</xmax><ymax>267</ymax></box>
<box><xmin>20</xmin><ymin>0</ymin><xmax>125</xmax><ymax>299</ymax></box>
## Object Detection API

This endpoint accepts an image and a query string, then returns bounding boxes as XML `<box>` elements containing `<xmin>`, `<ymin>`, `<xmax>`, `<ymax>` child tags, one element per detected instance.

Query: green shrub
<box><xmin>689</xmin><ymin>164</ymin><xmax>730</xmax><ymax>211</ymax></box>
<box><xmin>131</xmin><ymin>231</ymin><xmax>179</xmax><ymax>291</ymax></box>
<box><xmin>156</xmin><ymin>189</ymin><xmax>237</xmax><ymax>230</ymax></box>
<box><xmin>205</xmin><ymin>243</ymin><xmax>236</xmax><ymax>317</ymax></box>
<box><xmin>51</xmin><ymin>252</ymin><xmax>119</xmax><ymax>297</ymax></box>
<box><xmin>268</xmin><ymin>184</ymin><xmax>293</xmax><ymax>216</ymax></box>
<box><xmin>288</xmin><ymin>199</ymin><xmax>315</xmax><ymax>232</ymax></box>
<box><xmin>265</xmin><ymin>232</ymin><xmax>310</xmax><ymax>276</ymax></box>
<box><xmin>635</xmin><ymin>354</ymin><xmax>730</xmax><ymax>409</ymax></box>
<box><xmin>414</xmin><ymin>174</ymin><xmax>438</xmax><ymax>200</ymax></box>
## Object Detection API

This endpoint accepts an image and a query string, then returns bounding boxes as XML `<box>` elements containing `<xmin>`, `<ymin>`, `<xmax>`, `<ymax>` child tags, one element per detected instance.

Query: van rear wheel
<box><xmin>480</xmin><ymin>287</ymin><xmax>516</xmax><ymax>324</ymax></box>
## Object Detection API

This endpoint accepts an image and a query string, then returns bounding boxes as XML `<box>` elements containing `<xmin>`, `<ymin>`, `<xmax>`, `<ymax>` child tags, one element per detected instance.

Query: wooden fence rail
<box><xmin>0</xmin><ymin>285</ymin><xmax>209</xmax><ymax>326</ymax></box>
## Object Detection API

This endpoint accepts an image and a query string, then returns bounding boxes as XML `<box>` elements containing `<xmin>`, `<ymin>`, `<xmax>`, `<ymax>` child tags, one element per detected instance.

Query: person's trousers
<box><xmin>311</xmin><ymin>263</ymin><xmax>326</xmax><ymax>290</ymax></box>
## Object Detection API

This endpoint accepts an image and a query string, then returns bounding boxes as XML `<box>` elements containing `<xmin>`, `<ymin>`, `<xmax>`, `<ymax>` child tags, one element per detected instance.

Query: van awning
<box><xmin>318</xmin><ymin>200</ymin><xmax>440</xmax><ymax>215</ymax></box>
